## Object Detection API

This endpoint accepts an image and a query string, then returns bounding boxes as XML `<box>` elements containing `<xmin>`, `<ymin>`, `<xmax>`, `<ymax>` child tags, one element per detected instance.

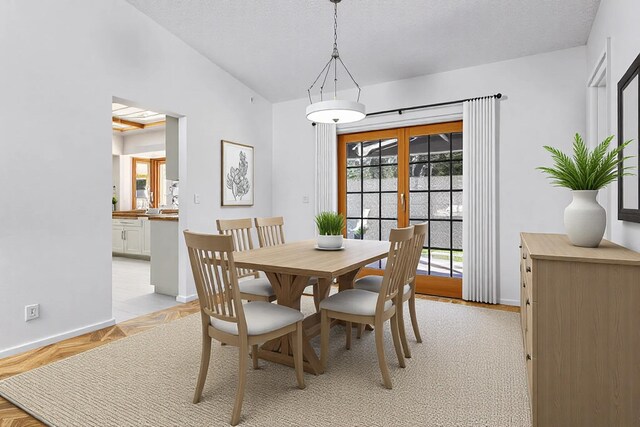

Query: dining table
<box><xmin>233</xmin><ymin>238</ymin><xmax>389</xmax><ymax>375</ymax></box>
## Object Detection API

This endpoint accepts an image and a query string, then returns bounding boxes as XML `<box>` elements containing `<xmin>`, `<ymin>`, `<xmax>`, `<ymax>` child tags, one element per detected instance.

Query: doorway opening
<box><xmin>111</xmin><ymin>100</ymin><xmax>181</xmax><ymax>323</ymax></box>
<box><xmin>338</xmin><ymin>121</ymin><xmax>463</xmax><ymax>298</ymax></box>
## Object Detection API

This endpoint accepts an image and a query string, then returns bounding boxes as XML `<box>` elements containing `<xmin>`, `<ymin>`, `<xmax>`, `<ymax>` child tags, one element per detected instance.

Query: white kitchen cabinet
<box><xmin>123</xmin><ymin>226</ymin><xmax>142</xmax><ymax>254</ymax></box>
<box><xmin>112</xmin><ymin>218</ymin><xmax>149</xmax><ymax>258</ymax></box>
<box><xmin>112</xmin><ymin>226</ymin><xmax>125</xmax><ymax>253</ymax></box>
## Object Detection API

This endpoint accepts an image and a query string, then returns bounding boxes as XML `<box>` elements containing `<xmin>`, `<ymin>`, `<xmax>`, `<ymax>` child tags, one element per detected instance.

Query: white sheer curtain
<box><xmin>315</xmin><ymin>123</ymin><xmax>338</xmax><ymax>215</ymax></box>
<box><xmin>462</xmin><ymin>97</ymin><xmax>498</xmax><ymax>303</ymax></box>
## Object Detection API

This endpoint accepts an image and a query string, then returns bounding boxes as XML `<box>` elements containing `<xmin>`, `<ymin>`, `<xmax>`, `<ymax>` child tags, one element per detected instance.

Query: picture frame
<box><xmin>221</xmin><ymin>140</ymin><xmax>254</xmax><ymax>206</ymax></box>
<box><xmin>617</xmin><ymin>52</ymin><xmax>640</xmax><ymax>222</ymax></box>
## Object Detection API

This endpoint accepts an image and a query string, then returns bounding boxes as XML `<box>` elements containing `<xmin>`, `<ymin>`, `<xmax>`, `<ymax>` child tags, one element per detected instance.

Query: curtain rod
<box><xmin>310</xmin><ymin>93</ymin><xmax>502</xmax><ymax>125</ymax></box>
<box><xmin>366</xmin><ymin>93</ymin><xmax>502</xmax><ymax>118</ymax></box>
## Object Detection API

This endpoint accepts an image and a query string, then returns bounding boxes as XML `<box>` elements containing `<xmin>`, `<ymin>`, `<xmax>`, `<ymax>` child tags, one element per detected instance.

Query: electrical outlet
<box><xmin>193</xmin><ymin>193</ymin><xmax>200</xmax><ymax>204</ymax></box>
<box><xmin>25</xmin><ymin>304</ymin><xmax>39</xmax><ymax>321</ymax></box>
<box><xmin>302</xmin><ymin>195</ymin><xmax>309</xmax><ymax>204</ymax></box>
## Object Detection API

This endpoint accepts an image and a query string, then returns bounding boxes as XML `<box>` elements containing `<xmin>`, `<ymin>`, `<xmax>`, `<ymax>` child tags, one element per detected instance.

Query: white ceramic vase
<box><xmin>564</xmin><ymin>190</ymin><xmax>606</xmax><ymax>248</ymax></box>
<box><xmin>317</xmin><ymin>235</ymin><xmax>344</xmax><ymax>249</ymax></box>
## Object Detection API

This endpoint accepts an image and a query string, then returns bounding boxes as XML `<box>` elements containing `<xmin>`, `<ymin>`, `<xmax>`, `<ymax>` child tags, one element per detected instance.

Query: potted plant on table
<box><xmin>314</xmin><ymin>211</ymin><xmax>345</xmax><ymax>249</ymax></box>
<box><xmin>537</xmin><ymin>133</ymin><xmax>635</xmax><ymax>247</ymax></box>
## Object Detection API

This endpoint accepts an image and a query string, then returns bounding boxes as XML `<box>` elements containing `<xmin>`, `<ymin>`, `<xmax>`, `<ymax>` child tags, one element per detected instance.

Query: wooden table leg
<box><xmin>313</xmin><ymin>277</ymin><xmax>332</xmax><ymax>311</ymax></box>
<box><xmin>337</xmin><ymin>267</ymin><xmax>362</xmax><ymax>291</ymax></box>
<box><xmin>260</xmin><ymin>272</ymin><xmax>326</xmax><ymax>375</ymax></box>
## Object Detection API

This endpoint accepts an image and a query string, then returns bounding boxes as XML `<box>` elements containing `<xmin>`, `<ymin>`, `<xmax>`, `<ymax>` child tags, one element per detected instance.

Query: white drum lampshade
<box><xmin>306</xmin><ymin>100</ymin><xmax>366</xmax><ymax>124</ymax></box>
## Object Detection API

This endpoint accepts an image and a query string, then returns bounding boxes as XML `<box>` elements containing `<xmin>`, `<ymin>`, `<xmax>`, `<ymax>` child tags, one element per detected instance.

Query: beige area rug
<box><xmin>0</xmin><ymin>299</ymin><xmax>531</xmax><ymax>427</ymax></box>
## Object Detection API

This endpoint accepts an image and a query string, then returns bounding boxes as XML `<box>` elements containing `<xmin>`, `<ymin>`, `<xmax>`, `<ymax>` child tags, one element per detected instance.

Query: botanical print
<box><xmin>221</xmin><ymin>140</ymin><xmax>254</xmax><ymax>206</ymax></box>
<box><xmin>226</xmin><ymin>151</ymin><xmax>250</xmax><ymax>200</ymax></box>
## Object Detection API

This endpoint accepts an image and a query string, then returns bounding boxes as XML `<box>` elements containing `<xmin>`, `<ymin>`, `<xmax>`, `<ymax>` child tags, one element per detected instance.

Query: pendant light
<box><xmin>306</xmin><ymin>0</ymin><xmax>365</xmax><ymax>124</ymax></box>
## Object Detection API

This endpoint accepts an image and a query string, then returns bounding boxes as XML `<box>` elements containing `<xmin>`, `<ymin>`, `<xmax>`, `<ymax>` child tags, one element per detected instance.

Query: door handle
<box><xmin>400</xmin><ymin>193</ymin><xmax>405</xmax><ymax>210</ymax></box>
<box><xmin>122</xmin><ymin>230</ymin><xmax>126</xmax><ymax>240</ymax></box>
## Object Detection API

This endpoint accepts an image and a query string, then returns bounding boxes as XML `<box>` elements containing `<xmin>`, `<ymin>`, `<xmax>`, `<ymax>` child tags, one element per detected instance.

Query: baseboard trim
<box><xmin>0</xmin><ymin>318</ymin><xmax>116</xmax><ymax>360</ymax></box>
<box><xmin>499</xmin><ymin>298</ymin><xmax>519</xmax><ymax>306</ymax></box>
<box><xmin>176</xmin><ymin>294</ymin><xmax>197</xmax><ymax>303</ymax></box>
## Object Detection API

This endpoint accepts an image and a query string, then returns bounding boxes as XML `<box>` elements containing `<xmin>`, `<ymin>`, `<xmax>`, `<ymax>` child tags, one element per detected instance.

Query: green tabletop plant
<box><xmin>314</xmin><ymin>211</ymin><xmax>345</xmax><ymax>249</ymax></box>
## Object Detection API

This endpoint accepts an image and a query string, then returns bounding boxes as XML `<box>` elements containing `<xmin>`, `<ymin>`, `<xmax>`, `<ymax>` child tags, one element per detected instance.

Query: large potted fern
<box><xmin>538</xmin><ymin>134</ymin><xmax>634</xmax><ymax>247</ymax></box>
<box><xmin>314</xmin><ymin>211</ymin><xmax>345</xmax><ymax>249</ymax></box>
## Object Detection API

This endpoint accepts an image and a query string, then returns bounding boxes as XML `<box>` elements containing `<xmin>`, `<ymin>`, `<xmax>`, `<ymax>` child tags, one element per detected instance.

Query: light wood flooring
<box><xmin>0</xmin><ymin>295</ymin><xmax>517</xmax><ymax>426</ymax></box>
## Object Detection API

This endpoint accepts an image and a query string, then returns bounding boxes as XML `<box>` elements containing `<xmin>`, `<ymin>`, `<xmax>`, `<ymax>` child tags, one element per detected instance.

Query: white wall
<box><xmin>122</xmin><ymin>127</ymin><xmax>166</xmax><ymax>155</ymax></box>
<box><xmin>0</xmin><ymin>0</ymin><xmax>273</xmax><ymax>357</ymax></box>
<box><xmin>112</xmin><ymin>133</ymin><xmax>124</xmax><ymax>209</ymax></box>
<box><xmin>273</xmin><ymin>46</ymin><xmax>587</xmax><ymax>305</ymax></box>
<box><xmin>587</xmin><ymin>0</ymin><xmax>640</xmax><ymax>250</ymax></box>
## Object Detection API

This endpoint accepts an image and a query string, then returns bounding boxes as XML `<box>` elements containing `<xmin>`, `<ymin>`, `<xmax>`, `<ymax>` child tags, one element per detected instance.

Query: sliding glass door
<box><xmin>338</xmin><ymin>122</ymin><xmax>463</xmax><ymax>298</ymax></box>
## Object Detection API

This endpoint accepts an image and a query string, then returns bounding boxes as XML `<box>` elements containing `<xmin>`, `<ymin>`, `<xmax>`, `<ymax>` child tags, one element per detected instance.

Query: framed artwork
<box><xmin>221</xmin><ymin>140</ymin><xmax>254</xmax><ymax>206</ymax></box>
<box><xmin>618</xmin><ymin>52</ymin><xmax>640</xmax><ymax>222</ymax></box>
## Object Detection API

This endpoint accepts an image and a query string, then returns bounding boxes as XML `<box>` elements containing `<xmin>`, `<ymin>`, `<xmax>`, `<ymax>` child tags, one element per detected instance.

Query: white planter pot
<box><xmin>317</xmin><ymin>234</ymin><xmax>344</xmax><ymax>249</ymax></box>
<box><xmin>564</xmin><ymin>190</ymin><xmax>606</xmax><ymax>248</ymax></box>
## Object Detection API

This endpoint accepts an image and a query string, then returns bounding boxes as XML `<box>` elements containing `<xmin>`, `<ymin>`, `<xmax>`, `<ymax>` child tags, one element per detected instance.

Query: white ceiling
<box><xmin>126</xmin><ymin>0</ymin><xmax>600</xmax><ymax>103</ymax></box>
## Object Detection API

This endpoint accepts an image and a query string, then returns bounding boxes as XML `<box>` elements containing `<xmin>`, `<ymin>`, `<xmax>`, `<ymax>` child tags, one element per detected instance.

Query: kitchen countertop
<box><xmin>147</xmin><ymin>215</ymin><xmax>179</xmax><ymax>221</ymax></box>
<box><xmin>112</xmin><ymin>210</ymin><xmax>178</xmax><ymax>220</ymax></box>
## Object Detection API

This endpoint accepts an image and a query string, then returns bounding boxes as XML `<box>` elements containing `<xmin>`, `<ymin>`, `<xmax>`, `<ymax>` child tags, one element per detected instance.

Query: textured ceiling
<box><xmin>126</xmin><ymin>0</ymin><xmax>600</xmax><ymax>102</ymax></box>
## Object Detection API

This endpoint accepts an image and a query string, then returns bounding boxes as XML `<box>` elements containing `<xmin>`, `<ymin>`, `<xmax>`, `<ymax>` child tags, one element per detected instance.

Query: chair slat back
<box><xmin>184</xmin><ymin>231</ymin><xmax>246</xmax><ymax>332</ymax></box>
<box><xmin>407</xmin><ymin>222</ymin><xmax>428</xmax><ymax>286</ymax></box>
<box><xmin>216</xmin><ymin>218</ymin><xmax>259</xmax><ymax>279</ymax></box>
<box><xmin>377</xmin><ymin>226</ymin><xmax>415</xmax><ymax>311</ymax></box>
<box><xmin>254</xmin><ymin>216</ymin><xmax>286</xmax><ymax>247</ymax></box>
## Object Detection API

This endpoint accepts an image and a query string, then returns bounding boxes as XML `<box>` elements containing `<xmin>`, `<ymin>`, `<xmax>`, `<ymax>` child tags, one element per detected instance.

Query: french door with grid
<box><xmin>338</xmin><ymin>121</ymin><xmax>463</xmax><ymax>298</ymax></box>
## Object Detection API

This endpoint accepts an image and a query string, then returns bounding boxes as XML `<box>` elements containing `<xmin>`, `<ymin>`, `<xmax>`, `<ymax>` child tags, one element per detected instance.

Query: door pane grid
<box><xmin>345</xmin><ymin>138</ymin><xmax>398</xmax><ymax>268</ymax></box>
<box><xmin>339</xmin><ymin>123</ymin><xmax>463</xmax><ymax>298</ymax></box>
<box><xmin>410</xmin><ymin>132</ymin><xmax>463</xmax><ymax>279</ymax></box>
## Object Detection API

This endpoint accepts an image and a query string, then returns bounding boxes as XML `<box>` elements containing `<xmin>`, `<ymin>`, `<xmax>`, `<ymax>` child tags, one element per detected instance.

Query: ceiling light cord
<box><xmin>306</xmin><ymin>0</ymin><xmax>365</xmax><ymax>125</ymax></box>
<box><xmin>333</xmin><ymin>1</ymin><xmax>338</xmax><ymax>100</ymax></box>
<box><xmin>307</xmin><ymin>0</ymin><xmax>362</xmax><ymax>105</ymax></box>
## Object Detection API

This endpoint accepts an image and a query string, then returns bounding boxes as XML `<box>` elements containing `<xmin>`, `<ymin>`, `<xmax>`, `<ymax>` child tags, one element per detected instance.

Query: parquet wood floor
<box><xmin>0</xmin><ymin>296</ymin><xmax>516</xmax><ymax>425</ymax></box>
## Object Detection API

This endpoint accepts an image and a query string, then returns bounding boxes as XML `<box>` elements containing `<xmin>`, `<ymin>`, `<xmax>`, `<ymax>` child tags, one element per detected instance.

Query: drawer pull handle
<box><xmin>519</xmin><ymin>245</ymin><xmax>522</xmax><ymax>249</ymax></box>
<box><xmin>526</xmin><ymin>299</ymin><xmax>530</xmax><ymax>306</ymax></box>
<box><xmin>526</xmin><ymin>266</ymin><xmax>531</xmax><ymax>273</ymax></box>
<box><xmin>522</xmin><ymin>281</ymin><xmax>526</xmax><ymax>288</ymax></box>
<box><xmin>526</xmin><ymin>354</ymin><xmax>531</xmax><ymax>361</ymax></box>
<box><xmin>523</xmin><ymin>253</ymin><xmax>527</xmax><ymax>259</ymax></box>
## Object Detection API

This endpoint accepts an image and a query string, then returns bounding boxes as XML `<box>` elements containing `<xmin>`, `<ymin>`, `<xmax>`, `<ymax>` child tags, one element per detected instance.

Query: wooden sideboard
<box><xmin>520</xmin><ymin>233</ymin><xmax>640</xmax><ymax>427</ymax></box>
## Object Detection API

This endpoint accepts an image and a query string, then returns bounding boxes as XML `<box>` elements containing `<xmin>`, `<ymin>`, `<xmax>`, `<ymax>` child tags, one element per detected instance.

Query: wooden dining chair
<box><xmin>254</xmin><ymin>216</ymin><xmax>320</xmax><ymax>308</ymax></box>
<box><xmin>354</xmin><ymin>222</ymin><xmax>428</xmax><ymax>358</ymax></box>
<box><xmin>319</xmin><ymin>226</ymin><xmax>415</xmax><ymax>389</ymax></box>
<box><xmin>217</xmin><ymin>218</ymin><xmax>276</xmax><ymax>302</ymax></box>
<box><xmin>254</xmin><ymin>216</ymin><xmax>286</xmax><ymax>247</ymax></box>
<box><xmin>184</xmin><ymin>231</ymin><xmax>305</xmax><ymax>426</ymax></box>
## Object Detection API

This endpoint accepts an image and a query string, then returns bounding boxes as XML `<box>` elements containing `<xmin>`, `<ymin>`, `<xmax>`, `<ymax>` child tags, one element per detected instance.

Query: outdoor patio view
<box><xmin>345</xmin><ymin>132</ymin><xmax>463</xmax><ymax>279</ymax></box>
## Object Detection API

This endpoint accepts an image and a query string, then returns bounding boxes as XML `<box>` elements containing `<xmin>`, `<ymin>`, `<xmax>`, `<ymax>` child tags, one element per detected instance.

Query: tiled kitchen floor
<box><xmin>112</xmin><ymin>256</ymin><xmax>178</xmax><ymax>323</ymax></box>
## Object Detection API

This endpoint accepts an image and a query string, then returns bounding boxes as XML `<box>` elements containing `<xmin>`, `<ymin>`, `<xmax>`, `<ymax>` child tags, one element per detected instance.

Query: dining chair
<box><xmin>254</xmin><ymin>216</ymin><xmax>286</xmax><ymax>247</ymax></box>
<box><xmin>184</xmin><ymin>231</ymin><xmax>305</xmax><ymax>426</ymax></box>
<box><xmin>319</xmin><ymin>226</ymin><xmax>415</xmax><ymax>389</ymax></box>
<box><xmin>254</xmin><ymin>216</ymin><xmax>320</xmax><ymax>308</ymax></box>
<box><xmin>217</xmin><ymin>218</ymin><xmax>276</xmax><ymax>303</ymax></box>
<box><xmin>354</xmin><ymin>222</ymin><xmax>427</xmax><ymax>358</ymax></box>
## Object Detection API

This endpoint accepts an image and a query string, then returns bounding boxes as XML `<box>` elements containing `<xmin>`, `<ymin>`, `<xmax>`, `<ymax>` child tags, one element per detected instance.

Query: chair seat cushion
<box><xmin>211</xmin><ymin>301</ymin><xmax>303</xmax><ymax>336</ymax></box>
<box><xmin>239</xmin><ymin>277</ymin><xmax>275</xmax><ymax>297</ymax></box>
<box><xmin>354</xmin><ymin>275</ymin><xmax>410</xmax><ymax>296</ymax></box>
<box><xmin>319</xmin><ymin>289</ymin><xmax>391</xmax><ymax>316</ymax></box>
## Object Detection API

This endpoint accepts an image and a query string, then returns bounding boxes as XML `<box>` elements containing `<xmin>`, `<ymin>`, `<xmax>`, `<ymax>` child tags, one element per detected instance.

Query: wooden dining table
<box><xmin>233</xmin><ymin>238</ymin><xmax>389</xmax><ymax>375</ymax></box>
